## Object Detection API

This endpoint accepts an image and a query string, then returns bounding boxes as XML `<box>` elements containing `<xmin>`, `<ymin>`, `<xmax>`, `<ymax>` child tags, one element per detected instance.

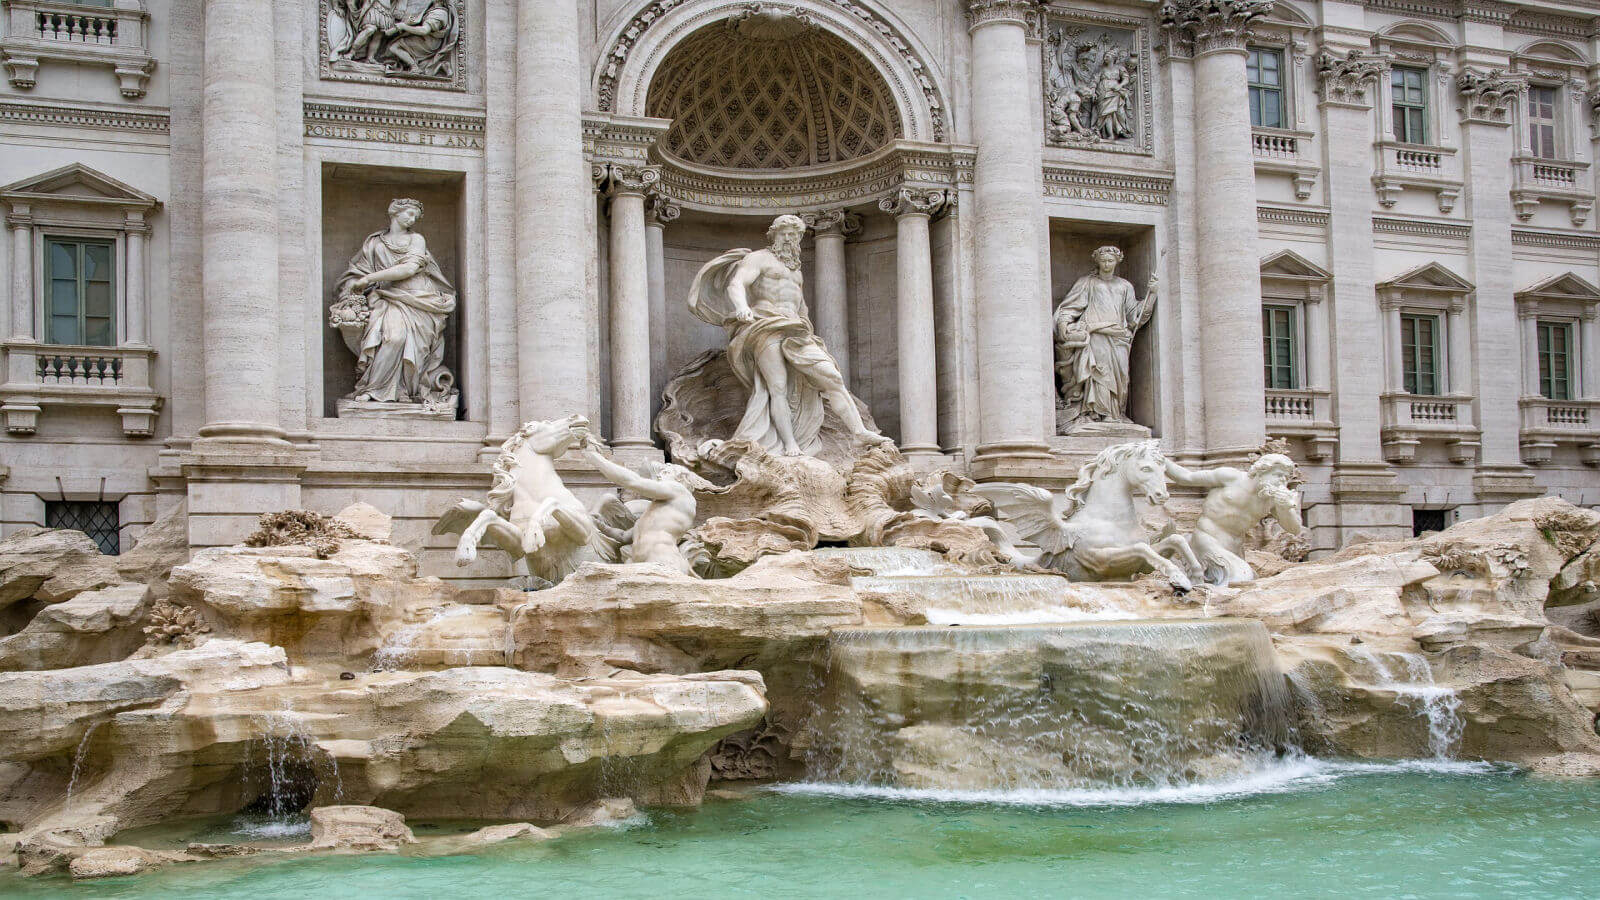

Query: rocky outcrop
<box><xmin>0</xmin><ymin>584</ymin><xmax>148</xmax><ymax>671</ymax></box>
<box><xmin>168</xmin><ymin>539</ymin><xmax>454</xmax><ymax>667</ymax></box>
<box><xmin>307</xmin><ymin>806</ymin><xmax>416</xmax><ymax>852</ymax></box>
<box><xmin>0</xmin><ymin>528</ymin><xmax>121</xmax><ymax>612</ymax></box>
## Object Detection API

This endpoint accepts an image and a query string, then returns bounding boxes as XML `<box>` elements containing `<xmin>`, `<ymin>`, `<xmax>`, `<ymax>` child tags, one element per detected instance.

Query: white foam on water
<box><xmin>769</xmin><ymin>757</ymin><xmax>1503</xmax><ymax>809</ymax></box>
<box><xmin>229</xmin><ymin>818</ymin><xmax>312</xmax><ymax>840</ymax></box>
<box><xmin>923</xmin><ymin>606</ymin><xmax>1140</xmax><ymax>626</ymax></box>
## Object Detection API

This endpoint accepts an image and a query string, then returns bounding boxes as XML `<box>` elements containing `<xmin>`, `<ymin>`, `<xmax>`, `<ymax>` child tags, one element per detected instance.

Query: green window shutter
<box><xmin>42</xmin><ymin>237</ymin><xmax>116</xmax><ymax>347</ymax></box>
<box><xmin>1401</xmin><ymin>313</ymin><xmax>1440</xmax><ymax>396</ymax></box>
<box><xmin>1261</xmin><ymin>305</ymin><xmax>1298</xmax><ymax>390</ymax></box>
<box><xmin>1538</xmin><ymin>320</ymin><xmax>1573</xmax><ymax>401</ymax></box>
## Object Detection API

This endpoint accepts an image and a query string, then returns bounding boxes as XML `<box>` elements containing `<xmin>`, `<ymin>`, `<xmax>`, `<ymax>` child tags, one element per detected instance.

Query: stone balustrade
<box><xmin>0</xmin><ymin>340</ymin><xmax>160</xmax><ymax>436</ymax></box>
<box><xmin>1251</xmin><ymin>127</ymin><xmax>1318</xmax><ymax>200</ymax></box>
<box><xmin>0</xmin><ymin>0</ymin><xmax>153</xmax><ymax>96</ymax></box>
<box><xmin>1510</xmin><ymin>157</ymin><xmax>1593</xmax><ymax>226</ymax></box>
<box><xmin>1518</xmin><ymin>397</ymin><xmax>1600</xmax><ymax>466</ymax></box>
<box><xmin>1263</xmin><ymin>387</ymin><xmax>1337</xmax><ymax>460</ymax></box>
<box><xmin>1380</xmin><ymin>392</ymin><xmax>1480</xmax><ymax>465</ymax></box>
<box><xmin>1372</xmin><ymin>141</ymin><xmax>1461</xmax><ymax>213</ymax></box>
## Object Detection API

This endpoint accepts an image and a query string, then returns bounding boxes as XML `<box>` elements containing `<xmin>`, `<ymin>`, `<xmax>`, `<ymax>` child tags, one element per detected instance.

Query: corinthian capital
<box><xmin>1316</xmin><ymin>50</ymin><xmax>1389</xmax><ymax>107</ymax></box>
<box><xmin>802</xmin><ymin>208</ymin><xmax>861</xmax><ymax>236</ymax></box>
<box><xmin>1158</xmin><ymin>0</ymin><xmax>1275</xmax><ymax>57</ymax></box>
<box><xmin>1457</xmin><ymin>67</ymin><xmax>1527</xmax><ymax>125</ymax></box>
<box><xmin>965</xmin><ymin>0</ymin><xmax>1042</xmax><ymax>33</ymax></box>
<box><xmin>879</xmin><ymin>187</ymin><xmax>947</xmax><ymax>218</ymax></box>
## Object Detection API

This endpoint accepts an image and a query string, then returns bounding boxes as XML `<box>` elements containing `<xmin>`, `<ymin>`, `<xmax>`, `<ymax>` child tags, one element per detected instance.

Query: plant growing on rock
<box><xmin>243</xmin><ymin>510</ymin><xmax>362</xmax><ymax>559</ymax></box>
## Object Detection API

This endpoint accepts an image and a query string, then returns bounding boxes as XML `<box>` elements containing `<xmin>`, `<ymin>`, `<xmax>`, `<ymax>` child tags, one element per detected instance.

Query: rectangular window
<box><xmin>1537</xmin><ymin>320</ymin><xmax>1574</xmax><ymax>400</ymax></box>
<box><xmin>1528</xmin><ymin>86</ymin><xmax>1559</xmax><ymax>159</ymax></box>
<box><xmin>44</xmin><ymin>237</ymin><xmax>115</xmax><ymax>347</ymax></box>
<box><xmin>1391</xmin><ymin>66</ymin><xmax>1429</xmax><ymax>144</ymax></box>
<box><xmin>1261</xmin><ymin>305</ymin><xmax>1299</xmax><ymax>390</ymax></box>
<box><xmin>45</xmin><ymin>500</ymin><xmax>119</xmax><ymax>555</ymax></box>
<box><xmin>1246</xmin><ymin>48</ymin><xmax>1284</xmax><ymax>129</ymax></box>
<box><xmin>1401</xmin><ymin>312</ymin><xmax>1441</xmax><ymax>396</ymax></box>
<box><xmin>1412</xmin><ymin>508</ymin><xmax>1450</xmax><ymax>537</ymax></box>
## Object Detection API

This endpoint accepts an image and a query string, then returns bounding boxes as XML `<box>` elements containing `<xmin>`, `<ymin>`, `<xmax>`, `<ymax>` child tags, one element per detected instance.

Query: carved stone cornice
<box><xmin>878</xmin><ymin>186</ymin><xmax>946</xmax><ymax>218</ymax></box>
<box><xmin>802</xmin><ymin>208</ymin><xmax>862</xmax><ymax>236</ymax></box>
<box><xmin>965</xmin><ymin>0</ymin><xmax>1043</xmax><ymax>33</ymax></box>
<box><xmin>1457</xmin><ymin>0</ymin><xmax>1516</xmax><ymax>27</ymax></box>
<box><xmin>598</xmin><ymin>163</ymin><xmax>662</xmax><ymax>198</ymax></box>
<box><xmin>1457</xmin><ymin>67</ymin><xmax>1528</xmax><ymax>125</ymax></box>
<box><xmin>1316</xmin><ymin>50</ymin><xmax>1389</xmax><ymax>107</ymax></box>
<box><xmin>0</xmin><ymin>99</ymin><xmax>168</xmax><ymax>134</ymax></box>
<box><xmin>1158</xmin><ymin>0</ymin><xmax>1275</xmax><ymax>58</ymax></box>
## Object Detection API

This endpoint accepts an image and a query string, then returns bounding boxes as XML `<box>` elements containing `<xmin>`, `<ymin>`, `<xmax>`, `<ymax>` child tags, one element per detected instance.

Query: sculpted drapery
<box><xmin>1054</xmin><ymin>246</ymin><xmax>1156</xmax><ymax>425</ymax></box>
<box><xmin>332</xmin><ymin>199</ymin><xmax>457</xmax><ymax>407</ymax></box>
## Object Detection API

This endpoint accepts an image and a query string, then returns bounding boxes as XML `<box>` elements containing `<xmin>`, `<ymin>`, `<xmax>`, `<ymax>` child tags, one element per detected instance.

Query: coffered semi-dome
<box><xmin>645</xmin><ymin>19</ymin><xmax>903</xmax><ymax>171</ymax></box>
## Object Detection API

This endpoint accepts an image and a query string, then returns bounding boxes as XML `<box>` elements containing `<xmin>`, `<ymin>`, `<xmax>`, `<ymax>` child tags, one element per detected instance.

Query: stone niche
<box><xmin>320</xmin><ymin>165</ymin><xmax>465</xmax><ymax>419</ymax></box>
<box><xmin>1048</xmin><ymin>219</ymin><xmax>1160</xmax><ymax>435</ymax></box>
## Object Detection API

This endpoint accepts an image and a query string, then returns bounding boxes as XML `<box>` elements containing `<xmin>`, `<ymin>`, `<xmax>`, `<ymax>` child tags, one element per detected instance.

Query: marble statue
<box><xmin>433</xmin><ymin>416</ymin><xmax>616</xmax><ymax>587</ymax></box>
<box><xmin>585</xmin><ymin>449</ymin><xmax>713</xmax><ymax>576</ymax></box>
<box><xmin>326</xmin><ymin>0</ymin><xmax>460</xmax><ymax>79</ymax></box>
<box><xmin>329</xmin><ymin>198</ymin><xmax>458</xmax><ymax>417</ymax></box>
<box><xmin>686</xmin><ymin>214</ymin><xmax>888</xmax><ymax>456</ymax></box>
<box><xmin>1046</xmin><ymin>30</ymin><xmax>1137</xmax><ymax>144</ymax></box>
<box><xmin>1053</xmin><ymin>246</ymin><xmax>1156</xmax><ymax>427</ymax></box>
<box><xmin>974</xmin><ymin>440</ymin><xmax>1201</xmax><ymax>590</ymax></box>
<box><xmin>1165</xmin><ymin>454</ymin><xmax>1304</xmax><ymax>587</ymax></box>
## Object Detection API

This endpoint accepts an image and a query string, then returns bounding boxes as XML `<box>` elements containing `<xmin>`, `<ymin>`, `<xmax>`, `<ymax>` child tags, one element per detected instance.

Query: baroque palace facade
<box><xmin>1</xmin><ymin>0</ymin><xmax>1598</xmax><ymax>580</ymax></box>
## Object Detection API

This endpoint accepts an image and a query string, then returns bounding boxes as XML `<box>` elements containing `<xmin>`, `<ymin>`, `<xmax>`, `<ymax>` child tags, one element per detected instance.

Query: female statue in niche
<box><xmin>1053</xmin><ymin>245</ymin><xmax>1156</xmax><ymax>428</ymax></box>
<box><xmin>329</xmin><ymin>198</ymin><xmax>458</xmax><ymax>414</ymax></box>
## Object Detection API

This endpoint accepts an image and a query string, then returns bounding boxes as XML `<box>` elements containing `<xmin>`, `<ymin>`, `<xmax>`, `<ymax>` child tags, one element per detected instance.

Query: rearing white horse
<box><xmin>974</xmin><ymin>440</ymin><xmax>1201</xmax><ymax>590</ymax></box>
<box><xmin>433</xmin><ymin>415</ymin><xmax>618</xmax><ymax>587</ymax></box>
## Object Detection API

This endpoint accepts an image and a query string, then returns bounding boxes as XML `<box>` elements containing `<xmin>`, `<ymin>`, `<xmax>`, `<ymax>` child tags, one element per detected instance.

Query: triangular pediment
<box><xmin>1260</xmin><ymin>248</ymin><xmax>1332</xmax><ymax>281</ymax></box>
<box><xmin>0</xmin><ymin>163</ymin><xmax>158</xmax><ymax>208</ymax></box>
<box><xmin>1379</xmin><ymin>262</ymin><xmax>1474</xmax><ymax>294</ymax></box>
<box><xmin>1517</xmin><ymin>271</ymin><xmax>1600</xmax><ymax>302</ymax></box>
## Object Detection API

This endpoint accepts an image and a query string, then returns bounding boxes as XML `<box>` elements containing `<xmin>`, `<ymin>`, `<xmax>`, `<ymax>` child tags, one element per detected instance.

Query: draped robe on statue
<box><xmin>1054</xmin><ymin>273</ymin><xmax>1153</xmax><ymax>422</ymax></box>
<box><xmin>687</xmin><ymin>249</ymin><xmax>844</xmax><ymax>455</ymax></box>
<box><xmin>336</xmin><ymin>231</ymin><xmax>456</xmax><ymax>404</ymax></box>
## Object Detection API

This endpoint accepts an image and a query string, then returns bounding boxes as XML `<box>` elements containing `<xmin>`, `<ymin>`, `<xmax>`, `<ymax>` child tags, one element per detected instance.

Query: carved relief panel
<box><xmin>320</xmin><ymin>0</ymin><xmax>466</xmax><ymax>91</ymax></box>
<box><xmin>1042</xmin><ymin>13</ymin><xmax>1151</xmax><ymax>154</ymax></box>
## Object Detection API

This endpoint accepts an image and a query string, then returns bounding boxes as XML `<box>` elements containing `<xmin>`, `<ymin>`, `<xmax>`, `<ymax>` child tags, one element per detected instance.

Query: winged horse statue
<box><xmin>433</xmin><ymin>415</ymin><xmax>620</xmax><ymax>588</ymax></box>
<box><xmin>972</xmin><ymin>440</ymin><xmax>1202</xmax><ymax>591</ymax></box>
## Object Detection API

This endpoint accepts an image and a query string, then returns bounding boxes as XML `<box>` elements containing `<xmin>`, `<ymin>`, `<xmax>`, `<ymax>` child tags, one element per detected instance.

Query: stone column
<box><xmin>881</xmin><ymin>188</ymin><xmax>946</xmax><ymax>461</ymax></box>
<box><xmin>6</xmin><ymin>205</ymin><xmax>30</xmax><ymax>340</ymax></box>
<box><xmin>1583</xmin><ymin>311</ymin><xmax>1599</xmax><ymax>398</ymax></box>
<box><xmin>645</xmin><ymin>189</ymin><xmax>679</xmax><ymax>409</ymax></box>
<box><xmin>965</xmin><ymin>1</ymin><xmax>1051</xmax><ymax>473</ymax></box>
<box><xmin>1446</xmin><ymin>306</ymin><xmax>1468</xmax><ymax>396</ymax></box>
<box><xmin>804</xmin><ymin>209</ymin><xmax>858</xmax><ymax>385</ymax></box>
<box><xmin>602</xmin><ymin>164</ymin><xmax>659</xmax><ymax>458</ymax></box>
<box><xmin>1160</xmin><ymin>0</ymin><xmax>1273</xmax><ymax>462</ymax></box>
<box><xmin>1384</xmin><ymin>302</ymin><xmax>1405</xmax><ymax>393</ymax></box>
<box><xmin>123</xmin><ymin>213</ymin><xmax>147</xmax><ymax>346</ymax></box>
<box><xmin>198</xmin><ymin>0</ymin><xmax>283</xmax><ymax>446</ymax></box>
<box><xmin>1458</xmin><ymin>65</ymin><xmax>1538</xmax><ymax>497</ymax></box>
<box><xmin>516</xmin><ymin>0</ymin><xmax>592</xmax><ymax>423</ymax></box>
<box><xmin>1519</xmin><ymin>313</ymin><xmax>1539</xmax><ymax>397</ymax></box>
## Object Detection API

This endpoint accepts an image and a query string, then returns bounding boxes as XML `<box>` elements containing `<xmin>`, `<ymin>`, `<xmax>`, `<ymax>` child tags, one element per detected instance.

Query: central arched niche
<box><xmin>644</xmin><ymin>15</ymin><xmax>902</xmax><ymax>170</ymax></box>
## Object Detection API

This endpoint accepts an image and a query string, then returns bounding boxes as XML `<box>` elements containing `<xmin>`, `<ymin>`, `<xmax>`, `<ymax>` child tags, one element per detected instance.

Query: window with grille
<box><xmin>1247</xmin><ymin>48</ymin><xmax>1283</xmax><ymax>129</ymax></box>
<box><xmin>1537</xmin><ymin>320</ymin><xmax>1574</xmax><ymax>401</ymax></box>
<box><xmin>45</xmin><ymin>501</ymin><xmax>119</xmax><ymax>555</ymax></box>
<box><xmin>1262</xmin><ymin>305</ymin><xmax>1299</xmax><ymax>390</ymax></box>
<box><xmin>1528</xmin><ymin>86</ymin><xmax>1559</xmax><ymax>159</ymax></box>
<box><xmin>1412</xmin><ymin>508</ymin><xmax>1449</xmax><ymax>537</ymax></box>
<box><xmin>1391</xmin><ymin>66</ymin><xmax>1428</xmax><ymax>144</ymax></box>
<box><xmin>44</xmin><ymin>237</ymin><xmax>115</xmax><ymax>346</ymax></box>
<box><xmin>1401</xmin><ymin>313</ymin><xmax>1441</xmax><ymax>396</ymax></box>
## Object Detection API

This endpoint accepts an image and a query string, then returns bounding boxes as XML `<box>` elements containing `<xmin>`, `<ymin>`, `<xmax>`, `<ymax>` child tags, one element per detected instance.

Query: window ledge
<box><xmin>0</xmin><ymin>0</ymin><xmax>153</xmax><ymax>98</ymax></box>
<box><xmin>1373</xmin><ymin>142</ymin><xmax>1462</xmax><ymax>214</ymax></box>
<box><xmin>1510</xmin><ymin>157</ymin><xmax>1594</xmax><ymax>226</ymax></box>
<box><xmin>1518</xmin><ymin>396</ymin><xmax>1600</xmax><ymax>465</ymax></box>
<box><xmin>1379</xmin><ymin>393</ymin><xmax>1480</xmax><ymax>464</ymax></box>
<box><xmin>1252</xmin><ymin>128</ymin><xmax>1319</xmax><ymax>200</ymax></box>
<box><xmin>0</xmin><ymin>340</ymin><xmax>160</xmax><ymax>437</ymax></box>
<box><xmin>1263</xmin><ymin>388</ymin><xmax>1337</xmax><ymax>459</ymax></box>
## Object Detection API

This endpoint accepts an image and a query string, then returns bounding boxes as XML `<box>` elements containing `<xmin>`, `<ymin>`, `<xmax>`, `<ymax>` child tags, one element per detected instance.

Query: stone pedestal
<box><xmin>336</xmin><ymin>398</ymin><xmax>457</xmax><ymax>421</ymax></box>
<box><xmin>1049</xmin><ymin>420</ymin><xmax>1152</xmax><ymax>475</ymax></box>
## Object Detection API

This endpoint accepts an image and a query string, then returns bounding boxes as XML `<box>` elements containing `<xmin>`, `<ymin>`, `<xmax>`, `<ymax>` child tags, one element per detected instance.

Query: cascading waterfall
<box><xmin>237</xmin><ymin>703</ymin><xmax>342</xmax><ymax>837</ymax></box>
<box><xmin>802</xmin><ymin>620</ymin><xmax>1294</xmax><ymax>791</ymax></box>
<box><xmin>63</xmin><ymin>720</ymin><xmax>103</xmax><ymax>810</ymax></box>
<box><xmin>1349</xmin><ymin>648</ymin><xmax>1464</xmax><ymax>759</ymax></box>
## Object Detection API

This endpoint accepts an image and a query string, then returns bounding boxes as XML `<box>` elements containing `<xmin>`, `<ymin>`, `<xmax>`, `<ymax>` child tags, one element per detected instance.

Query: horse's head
<box><xmin>1066</xmin><ymin>439</ymin><xmax>1169</xmax><ymax>513</ymax></box>
<box><xmin>517</xmin><ymin>414</ymin><xmax>591</xmax><ymax>457</ymax></box>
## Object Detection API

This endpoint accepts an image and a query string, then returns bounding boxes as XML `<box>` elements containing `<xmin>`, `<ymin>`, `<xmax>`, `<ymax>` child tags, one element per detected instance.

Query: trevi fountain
<box><xmin>1</xmin><ymin>1</ymin><xmax>1599</xmax><ymax>897</ymax></box>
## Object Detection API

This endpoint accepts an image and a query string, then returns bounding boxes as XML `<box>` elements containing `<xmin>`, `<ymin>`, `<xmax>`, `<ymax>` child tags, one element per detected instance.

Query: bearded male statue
<box><xmin>1163</xmin><ymin>454</ymin><xmax>1304</xmax><ymax>587</ymax></box>
<box><xmin>686</xmin><ymin>214</ymin><xmax>887</xmax><ymax>456</ymax></box>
